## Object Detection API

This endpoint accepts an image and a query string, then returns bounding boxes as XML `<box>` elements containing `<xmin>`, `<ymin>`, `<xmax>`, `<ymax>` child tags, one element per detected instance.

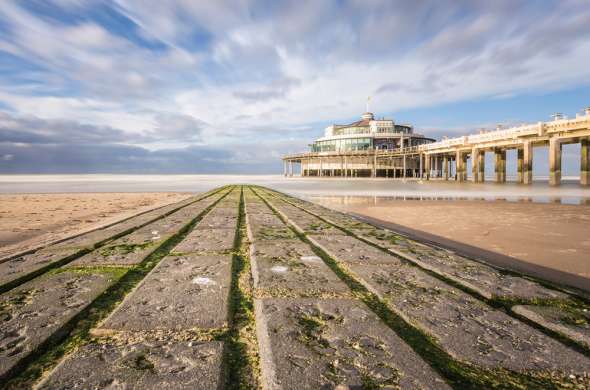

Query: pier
<box><xmin>283</xmin><ymin>107</ymin><xmax>590</xmax><ymax>185</ymax></box>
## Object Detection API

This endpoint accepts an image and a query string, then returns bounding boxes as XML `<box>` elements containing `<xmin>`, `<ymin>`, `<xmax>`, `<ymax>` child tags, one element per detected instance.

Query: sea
<box><xmin>1</xmin><ymin>174</ymin><xmax>590</xmax><ymax>205</ymax></box>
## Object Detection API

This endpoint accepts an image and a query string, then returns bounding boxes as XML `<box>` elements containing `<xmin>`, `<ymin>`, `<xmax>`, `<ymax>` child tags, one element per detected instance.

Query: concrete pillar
<box><xmin>403</xmin><ymin>155</ymin><xmax>407</xmax><ymax>178</ymax></box>
<box><xmin>517</xmin><ymin>148</ymin><xmax>524</xmax><ymax>183</ymax></box>
<box><xmin>443</xmin><ymin>155</ymin><xmax>449</xmax><ymax>180</ymax></box>
<box><xmin>523</xmin><ymin>141</ymin><xmax>533</xmax><ymax>184</ymax></box>
<box><xmin>425</xmin><ymin>154</ymin><xmax>431</xmax><ymax>180</ymax></box>
<box><xmin>343</xmin><ymin>156</ymin><xmax>347</xmax><ymax>178</ymax></box>
<box><xmin>434</xmin><ymin>156</ymin><xmax>439</xmax><ymax>178</ymax></box>
<box><xmin>581</xmin><ymin>138</ymin><xmax>589</xmax><ymax>186</ymax></box>
<box><xmin>372</xmin><ymin>153</ymin><xmax>377</xmax><ymax>178</ymax></box>
<box><xmin>477</xmin><ymin>150</ymin><xmax>485</xmax><ymax>182</ymax></box>
<box><xmin>419</xmin><ymin>153</ymin><xmax>424</xmax><ymax>178</ymax></box>
<box><xmin>319</xmin><ymin>158</ymin><xmax>323</xmax><ymax>177</ymax></box>
<box><xmin>549</xmin><ymin>138</ymin><xmax>561</xmax><ymax>186</ymax></box>
<box><xmin>283</xmin><ymin>160</ymin><xmax>288</xmax><ymax>177</ymax></box>
<box><xmin>471</xmin><ymin>148</ymin><xmax>478</xmax><ymax>182</ymax></box>
<box><xmin>456</xmin><ymin>150</ymin><xmax>464</xmax><ymax>182</ymax></box>
<box><xmin>289</xmin><ymin>161</ymin><xmax>293</xmax><ymax>177</ymax></box>
<box><xmin>494</xmin><ymin>148</ymin><xmax>506</xmax><ymax>183</ymax></box>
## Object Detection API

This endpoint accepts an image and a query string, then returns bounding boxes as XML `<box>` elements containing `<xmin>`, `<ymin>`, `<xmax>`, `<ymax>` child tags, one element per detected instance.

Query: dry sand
<box><xmin>0</xmin><ymin>192</ymin><xmax>192</xmax><ymax>259</ymax></box>
<box><xmin>314</xmin><ymin>197</ymin><xmax>590</xmax><ymax>280</ymax></box>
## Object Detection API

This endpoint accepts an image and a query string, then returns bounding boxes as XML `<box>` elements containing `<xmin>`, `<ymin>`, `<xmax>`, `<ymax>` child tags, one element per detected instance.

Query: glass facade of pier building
<box><xmin>309</xmin><ymin>112</ymin><xmax>434</xmax><ymax>153</ymax></box>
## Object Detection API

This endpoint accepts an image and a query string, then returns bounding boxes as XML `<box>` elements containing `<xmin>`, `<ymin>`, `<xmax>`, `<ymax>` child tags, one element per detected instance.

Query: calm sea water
<box><xmin>1</xmin><ymin>174</ymin><xmax>590</xmax><ymax>205</ymax></box>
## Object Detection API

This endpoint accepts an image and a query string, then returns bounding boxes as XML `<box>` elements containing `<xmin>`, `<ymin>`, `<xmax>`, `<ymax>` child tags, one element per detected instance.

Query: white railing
<box><xmin>419</xmin><ymin>112</ymin><xmax>590</xmax><ymax>152</ymax></box>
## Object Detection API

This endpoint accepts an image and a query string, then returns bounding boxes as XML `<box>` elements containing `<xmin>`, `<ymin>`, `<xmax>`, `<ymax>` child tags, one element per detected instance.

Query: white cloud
<box><xmin>0</xmin><ymin>0</ymin><xmax>589</xmax><ymax>173</ymax></box>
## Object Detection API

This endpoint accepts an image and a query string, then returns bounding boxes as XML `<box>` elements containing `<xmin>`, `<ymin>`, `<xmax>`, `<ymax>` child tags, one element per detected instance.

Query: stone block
<box><xmin>101</xmin><ymin>254</ymin><xmax>232</xmax><ymax>331</ymax></box>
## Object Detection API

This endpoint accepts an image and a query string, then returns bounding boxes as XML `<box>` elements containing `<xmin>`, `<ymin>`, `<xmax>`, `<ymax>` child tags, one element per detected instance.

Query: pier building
<box><xmin>283</xmin><ymin>107</ymin><xmax>590</xmax><ymax>185</ymax></box>
<box><xmin>286</xmin><ymin>111</ymin><xmax>435</xmax><ymax>178</ymax></box>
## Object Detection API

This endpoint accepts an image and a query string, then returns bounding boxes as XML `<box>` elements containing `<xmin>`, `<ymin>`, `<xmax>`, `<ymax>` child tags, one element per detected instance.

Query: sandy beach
<box><xmin>0</xmin><ymin>192</ymin><xmax>191</xmax><ymax>258</ymax></box>
<box><xmin>313</xmin><ymin>197</ymin><xmax>590</xmax><ymax>280</ymax></box>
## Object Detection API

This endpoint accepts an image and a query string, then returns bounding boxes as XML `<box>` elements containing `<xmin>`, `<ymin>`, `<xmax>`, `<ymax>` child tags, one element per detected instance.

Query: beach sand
<box><xmin>313</xmin><ymin>197</ymin><xmax>590</xmax><ymax>280</ymax></box>
<box><xmin>0</xmin><ymin>192</ymin><xmax>192</xmax><ymax>258</ymax></box>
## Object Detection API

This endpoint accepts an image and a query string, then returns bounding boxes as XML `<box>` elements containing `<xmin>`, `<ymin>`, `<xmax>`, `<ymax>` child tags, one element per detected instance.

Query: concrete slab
<box><xmin>37</xmin><ymin>340</ymin><xmax>224</xmax><ymax>389</ymax></box>
<box><xmin>0</xmin><ymin>247</ymin><xmax>81</xmax><ymax>287</ymax></box>
<box><xmin>251</xmin><ymin>240</ymin><xmax>350</xmax><ymax>298</ymax></box>
<box><xmin>346</xmin><ymin>261</ymin><xmax>590</xmax><ymax>375</ymax></box>
<box><xmin>196</xmin><ymin>213</ymin><xmax>238</xmax><ymax>230</ymax></box>
<box><xmin>173</xmin><ymin>228</ymin><xmax>236</xmax><ymax>253</ymax></box>
<box><xmin>312</xmin><ymin>234</ymin><xmax>399</xmax><ymax>265</ymax></box>
<box><xmin>0</xmin><ymin>270</ymin><xmax>118</xmax><ymax>378</ymax></box>
<box><xmin>68</xmin><ymin>198</ymin><xmax>219</xmax><ymax>267</ymax></box>
<box><xmin>101</xmin><ymin>254</ymin><xmax>232</xmax><ymax>331</ymax></box>
<box><xmin>513</xmin><ymin>304</ymin><xmax>590</xmax><ymax>349</ymax></box>
<box><xmin>255</xmin><ymin>298</ymin><xmax>450</xmax><ymax>389</ymax></box>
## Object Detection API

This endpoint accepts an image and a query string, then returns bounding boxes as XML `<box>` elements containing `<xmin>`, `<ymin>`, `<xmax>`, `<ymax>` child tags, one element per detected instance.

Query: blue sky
<box><xmin>0</xmin><ymin>0</ymin><xmax>589</xmax><ymax>173</ymax></box>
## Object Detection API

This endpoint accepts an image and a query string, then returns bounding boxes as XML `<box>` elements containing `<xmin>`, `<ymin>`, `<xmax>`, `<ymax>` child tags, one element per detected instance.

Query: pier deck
<box><xmin>1</xmin><ymin>186</ymin><xmax>589</xmax><ymax>389</ymax></box>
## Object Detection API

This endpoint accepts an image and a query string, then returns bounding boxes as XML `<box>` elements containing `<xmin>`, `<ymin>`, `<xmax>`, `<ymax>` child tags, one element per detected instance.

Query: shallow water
<box><xmin>1</xmin><ymin>174</ymin><xmax>590</xmax><ymax>204</ymax></box>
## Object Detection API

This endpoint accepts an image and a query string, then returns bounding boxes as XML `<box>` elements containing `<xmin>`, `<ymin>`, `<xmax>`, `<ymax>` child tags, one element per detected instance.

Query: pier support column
<box><xmin>494</xmin><ymin>148</ymin><xmax>506</xmax><ymax>183</ymax></box>
<box><xmin>372</xmin><ymin>153</ymin><xmax>377</xmax><ymax>178</ymax></box>
<box><xmin>471</xmin><ymin>148</ymin><xmax>479</xmax><ymax>182</ymax></box>
<box><xmin>435</xmin><ymin>156</ymin><xmax>439</xmax><ymax>178</ymax></box>
<box><xmin>289</xmin><ymin>161</ymin><xmax>294</xmax><ymax>177</ymax></box>
<box><xmin>283</xmin><ymin>160</ymin><xmax>287</xmax><ymax>177</ymax></box>
<box><xmin>549</xmin><ymin>138</ymin><xmax>562</xmax><ymax>186</ymax></box>
<box><xmin>517</xmin><ymin>148</ymin><xmax>524</xmax><ymax>183</ymax></box>
<box><xmin>425</xmin><ymin>154</ymin><xmax>431</xmax><ymax>180</ymax></box>
<box><xmin>343</xmin><ymin>156</ymin><xmax>347</xmax><ymax>178</ymax></box>
<box><xmin>456</xmin><ymin>150</ymin><xmax>465</xmax><ymax>182</ymax></box>
<box><xmin>477</xmin><ymin>150</ymin><xmax>485</xmax><ymax>182</ymax></box>
<box><xmin>523</xmin><ymin>141</ymin><xmax>533</xmax><ymax>184</ymax></box>
<box><xmin>419</xmin><ymin>153</ymin><xmax>424</xmax><ymax>179</ymax></box>
<box><xmin>443</xmin><ymin>155</ymin><xmax>449</xmax><ymax>180</ymax></box>
<box><xmin>319</xmin><ymin>158</ymin><xmax>323</xmax><ymax>177</ymax></box>
<box><xmin>403</xmin><ymin>155</ymin><xmax>407</xmax><ymax>178</ymax></box>
<box><xmin>581</xmin><ymin>138</ymin><xmax>589</xmax><ymax>186</ymax></box>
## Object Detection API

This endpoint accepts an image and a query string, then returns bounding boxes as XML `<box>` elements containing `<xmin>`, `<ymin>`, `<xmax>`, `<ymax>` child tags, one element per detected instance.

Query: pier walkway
<box><xmin>1</xmin><ymin>186</ymin><xmax>589</xmax><ymax>389</ymax></box>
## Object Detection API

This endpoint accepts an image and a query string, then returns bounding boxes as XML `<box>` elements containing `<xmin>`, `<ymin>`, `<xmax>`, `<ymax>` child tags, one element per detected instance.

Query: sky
<box><xmin>0</xmin><ymin>0</ymin><xmax>589</xmax><ymax>174</ymax></box>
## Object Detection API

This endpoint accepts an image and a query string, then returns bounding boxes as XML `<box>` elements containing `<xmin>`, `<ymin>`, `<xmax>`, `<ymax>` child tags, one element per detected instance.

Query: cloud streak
<box><xmin>0</xmin><ymin>0</ymin><xmax>589</xmax><ymax>173</ymax></box>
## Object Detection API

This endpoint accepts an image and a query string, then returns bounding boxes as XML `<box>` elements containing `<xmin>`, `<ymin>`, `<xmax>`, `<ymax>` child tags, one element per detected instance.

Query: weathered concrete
<box><xmin>69</xmin><ymin>194</ymin><xmax>224</xmax><ymax>267</ymax></box>
<box><xmin>581</xmin><ymin>137</ymin><xmax>589</xmax><ymax>186</ymax></box>
<box><xmin>255</xmin><ymin>298</ymin><xmax>450</xmax><ymax>389</ymax></box>
<box><xmin>0</xmin><ymin>270</ymin><xmax>118</xmax><ymax>378</ymax></box>
<box><xmin>345</xmin><ymin>261</ymin><xmax>590</xmax><ymax>374</ymax></box>
<box><xmin>523</xmin><ymin>140</ymin><xmax>533</xmax><ymax>184</ymax></box>
<box><xmin>494</xmin><ymin>148</ymin><xmax>506</xmax><ymax>183</ymax></box>
<box><xmin>0</xmin><ymin>247</ymin><xmax>81</xmax><ymax>287</ymax></box>
<box><xmin>517</xmin><ymin>147</ymin><xmax>524</xmax><ymax>183</ymax></box>
<box><xmin>513</xmin><ymin>305</ymin><xmax>590</xmax><ymax>349</ymax></box>
<box><xmin>37</xmin><ymin>340</ymin><xmax>224</xmax><ymax>389</ymax></box>
<box><xmin>173</xmin><ymin>228</ymin><xmax>236</xmax><ymax>253</ymax></box>
<box><xmin>101</xmin><ymin>254</ymin><xmax>232</xmax><ymax>331</ymax></box>
<box><xmin>250</xmin><ymin>240</ymin><xmax>350</xmax><ymax>298</ymax></box>
<box><xmin>311</xmin><ymin>234</ymin><xmax>398</xmax><ymax>264</ymax></box>
<box><xmin>549</xmin><ymin>137</ymin><xmax>562</xmax><ymax>186</ymax></box>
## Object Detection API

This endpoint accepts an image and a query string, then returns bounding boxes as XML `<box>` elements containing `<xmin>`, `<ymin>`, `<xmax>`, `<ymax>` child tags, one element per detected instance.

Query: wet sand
<box><xmin>312</xmin><ymin>197</ymin><xmax>590</xmax><ymax>281</ymax></box>
<box><xmin>0</xmin><ymin>192</ymin><xmax>191</xmax><ymax>259</ymax></box>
